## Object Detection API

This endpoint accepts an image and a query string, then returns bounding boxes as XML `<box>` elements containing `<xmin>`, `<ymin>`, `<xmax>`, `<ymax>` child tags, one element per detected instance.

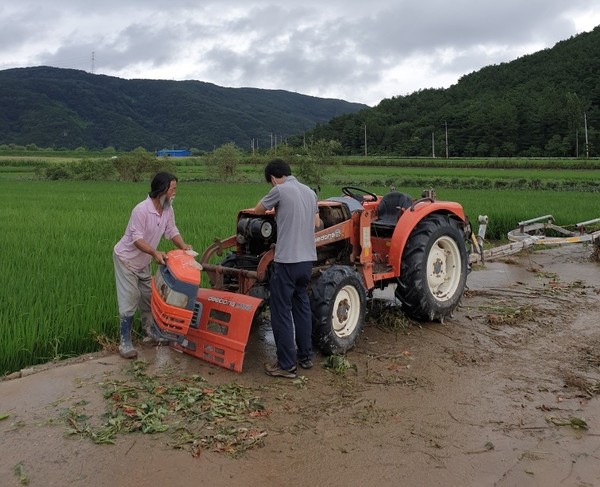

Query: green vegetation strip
<box><xmin>63</xmin><ymin>361</ymin><xmax>269</xmax><ymax>457</ymax></box>
<box><xmin>2</xmin><ymin>152</ymin><xmax>600</xmax><ymax>192</ymax></box>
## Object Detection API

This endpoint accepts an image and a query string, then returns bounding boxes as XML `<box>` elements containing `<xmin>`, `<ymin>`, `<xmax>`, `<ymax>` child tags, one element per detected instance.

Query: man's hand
<box><xmin>153</xmin><ymin>250</ymin><xmax>168</xmax><ymax>265</ymax></box>
<box><xmin>171</xmin><ymin>235</ymin><xmax>191</xmax><ymax>252</ymax></box>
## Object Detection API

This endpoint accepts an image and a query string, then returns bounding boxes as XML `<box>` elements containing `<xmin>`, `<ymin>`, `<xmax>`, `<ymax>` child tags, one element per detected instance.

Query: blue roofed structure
<box><xmin>156</xmin><ymin>149</ymin><xmax>192</xmax><ymax>157</ymax></box>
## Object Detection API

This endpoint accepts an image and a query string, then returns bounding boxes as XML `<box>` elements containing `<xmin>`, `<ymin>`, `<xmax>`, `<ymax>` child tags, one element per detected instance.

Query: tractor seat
<box><xmin>373</xmin><ymin>191</ymin><xmax>412</xmax><ymax>228</ymax></box>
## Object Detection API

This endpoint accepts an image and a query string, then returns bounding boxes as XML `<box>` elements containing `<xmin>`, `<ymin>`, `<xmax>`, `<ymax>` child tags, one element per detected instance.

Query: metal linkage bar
<box><xmin>469</xmin><ymin>215</ymin><xmax>600</xmax><ymax>264</ymax></box>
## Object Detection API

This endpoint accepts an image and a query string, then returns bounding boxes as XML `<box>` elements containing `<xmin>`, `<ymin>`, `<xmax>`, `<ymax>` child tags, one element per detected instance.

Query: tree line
<box><xmin>292</xmin><ymin>27</ymin><xmax>600</xmax><ymax>158</ymax></box>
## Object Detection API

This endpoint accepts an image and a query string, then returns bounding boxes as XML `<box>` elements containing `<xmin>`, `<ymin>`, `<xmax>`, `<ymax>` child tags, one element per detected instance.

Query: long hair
<box><xmin>149</xmin><ymin>172</ymin><xmax>177</xmax><ymax>198</ymax></box>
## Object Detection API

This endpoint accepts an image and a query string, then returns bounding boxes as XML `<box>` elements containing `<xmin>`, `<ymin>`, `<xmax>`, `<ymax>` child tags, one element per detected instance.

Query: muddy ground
<box><xmin>2</xmin><ymin>245</ymin><xmax>600</xmax><ymax>487</ymax></box>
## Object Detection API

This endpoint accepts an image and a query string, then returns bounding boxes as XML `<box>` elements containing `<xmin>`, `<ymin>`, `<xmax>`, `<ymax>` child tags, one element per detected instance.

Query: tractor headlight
<box><xmin>155</xmin><ymin>270</ymin><xmax>189</xmax><ymax>308</ymax></box>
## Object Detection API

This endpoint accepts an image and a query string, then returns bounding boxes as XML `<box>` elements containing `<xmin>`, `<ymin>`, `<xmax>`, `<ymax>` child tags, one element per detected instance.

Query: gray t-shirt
<box><xmin>260</xmin><ymin>176</ymin><xmax>318</xmax><ymax>263</ymax></box>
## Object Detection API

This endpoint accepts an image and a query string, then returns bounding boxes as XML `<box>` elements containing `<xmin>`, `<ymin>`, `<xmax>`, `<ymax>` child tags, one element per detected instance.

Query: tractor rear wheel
<box><xmin>395</xmin><ymin>214</ymin><xmax>467</xmax><ymax>322</ymax></box>
<box><xmin>311</xmin><ymin>266</ymin><xmax>366</xmax><ymax>355</ymax></box>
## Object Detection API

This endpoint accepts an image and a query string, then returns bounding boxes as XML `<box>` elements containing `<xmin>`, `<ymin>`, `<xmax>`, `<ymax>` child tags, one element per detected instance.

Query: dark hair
<box><xmin>264</xmin><ymin>159</ymin><xmax>291</xmax><ymax>183</ymax></box>
<box><xmin>149</xmin><ymin>172</ymin><xmax>178</xmax><ymax>198</ymax></box>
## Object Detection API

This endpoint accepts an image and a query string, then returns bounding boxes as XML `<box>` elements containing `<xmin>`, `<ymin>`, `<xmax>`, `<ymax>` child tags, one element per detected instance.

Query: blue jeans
<box><xmin>269</xmin><ymin>261</ymin><xmax>313</xmax><ymax>371</ymax></box>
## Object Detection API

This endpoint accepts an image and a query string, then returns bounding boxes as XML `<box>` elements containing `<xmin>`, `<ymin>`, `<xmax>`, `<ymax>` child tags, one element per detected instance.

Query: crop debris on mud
<box><xmin>61</xmin><ymin>360</ymin><xmax>269</xmax><ymax>458</ymax></box>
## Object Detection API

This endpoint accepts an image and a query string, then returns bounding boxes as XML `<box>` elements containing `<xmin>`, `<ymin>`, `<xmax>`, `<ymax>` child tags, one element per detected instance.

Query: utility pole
<box><xmin>364</xmin><ymin>124</ymin><xmax>367</xmax><ymax>157</ymax></box>
<box><xmin>584</xmin><ymin>112</ymin><xmax>589</xmax><ymax>159</ymax></box>
<box><xmin>444</xmin><ymin>121</ymin><xmax>449</xmax><ymax>159</ymax></box>
<box><xmin>432</xmin><ymin>132</ymin><xmax>435</xmax><ymax>158</ymax></box>
<box><xmin>91</xmin><ymin>51</ymin><xmax>95</xmax><ymax>74</ymax></box>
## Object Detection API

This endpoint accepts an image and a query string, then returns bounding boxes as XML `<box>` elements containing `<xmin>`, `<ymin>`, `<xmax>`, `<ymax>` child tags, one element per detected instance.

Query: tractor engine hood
<box><xmin>151</xmin><ymin>249</ymin><xmax>263</xmax><ymax>372</ymax></box>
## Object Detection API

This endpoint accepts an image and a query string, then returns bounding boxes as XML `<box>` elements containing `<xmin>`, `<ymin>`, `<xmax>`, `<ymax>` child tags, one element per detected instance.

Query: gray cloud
<box><xmin>0</xmin><ymin>0</ymin><xmax>598</xmax><ymax>105</ymax></box>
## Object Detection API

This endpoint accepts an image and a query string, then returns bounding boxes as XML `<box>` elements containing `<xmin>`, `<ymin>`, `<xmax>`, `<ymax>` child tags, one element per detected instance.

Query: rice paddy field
<box><xmin>2</xmin><ymin>156</ymin><xmax>600</xmax><ymax>375</ymax></box>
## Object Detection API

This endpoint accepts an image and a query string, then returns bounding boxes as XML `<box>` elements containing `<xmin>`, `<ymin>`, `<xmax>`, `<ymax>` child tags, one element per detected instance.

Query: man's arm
<box><xmin>133</xmin><ymin>235</ymin><xmax>191</xmax><ymax>266</ymax></box>
<box><xmin>315</xmin><ymin>213</ymin><xmax>323</xmax><ymax>231</ymax></box>
<box><xmin>254</xmin><ymin>201</ymin><xmax>268</xmax><ymax>215</ymax></box>
<box><xmin>171</xmin><ymin>234</ymin><xmax>192</xmax><ymax>251</ymax></box>
<box><xmin>134</xmin><ymin>239</ymin><xmax>168</xmax><ymax>265</ymax></box>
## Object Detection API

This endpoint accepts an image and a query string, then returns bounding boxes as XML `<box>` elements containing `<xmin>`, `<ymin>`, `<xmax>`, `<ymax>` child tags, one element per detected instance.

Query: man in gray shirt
<box><xmin>255</xmin><ymin>159</ymin><xmax>321</xmax><ymax>378</ymax></box>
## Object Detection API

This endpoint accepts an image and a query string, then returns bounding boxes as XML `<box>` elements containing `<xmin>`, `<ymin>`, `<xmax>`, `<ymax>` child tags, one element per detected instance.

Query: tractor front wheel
<box><xmin>395</xmin><ymin>214</ymin><xmax>467</xmax><ymax>322</ymax></box>
<box><xmin>311</xmin><ymin>266</ymin><xmax>366</xmax><ymax>355</ymax></box>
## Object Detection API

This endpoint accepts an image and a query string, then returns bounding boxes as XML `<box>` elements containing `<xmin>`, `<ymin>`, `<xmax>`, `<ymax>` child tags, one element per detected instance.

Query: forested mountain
<box><xmin>301</xmin><ymin>26</ymin><xmax>600</xmax><ymax>158</ymax></box>
<box><xmin>2</xmin><ymin>27</ymin><xmax>598</xmax><ymax>156</ymax></box>
<box><xmin>0</xmin><ymin>67</ymin><xmax>366</xmax><ymax>151</ymax></box>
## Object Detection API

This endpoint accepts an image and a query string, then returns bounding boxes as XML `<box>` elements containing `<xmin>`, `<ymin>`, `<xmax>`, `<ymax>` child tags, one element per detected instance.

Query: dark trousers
<box><xmin>269</xmin><ymin>261</ymin><xmax>313</xmax><ymax>371</ymax></box>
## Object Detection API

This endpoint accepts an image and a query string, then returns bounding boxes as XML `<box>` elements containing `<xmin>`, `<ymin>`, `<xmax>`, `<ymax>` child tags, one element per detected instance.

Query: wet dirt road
<box><xmin>2</xmin><ymin>245</ymin><xmax>600</xmax><ymax>487</ymax></box>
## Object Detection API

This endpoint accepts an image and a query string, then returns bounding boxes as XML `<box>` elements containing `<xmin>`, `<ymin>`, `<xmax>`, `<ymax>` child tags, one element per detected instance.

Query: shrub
<box><xmin>74</xmin><ymin>159</ymin><xmax>118</xmax><ymax>180</ymax></box>
<box><xmin>43</xmin><ymin>164</ymin><xmax>73</xmax><ymax>180</ymax></box>
<box><xmin>113</xmin><ymin>150</ymin><xmax>174</xmax><ymax>182</ymax></box>
<box><xmin>208</xmin><ymin>143</ymin><xmax>242</xmax><ymax>182</ymax></box>
<box><xmin>295</xmin><ymin>139</ymin><xmax>342</xmax><ymax>191</ymax></box>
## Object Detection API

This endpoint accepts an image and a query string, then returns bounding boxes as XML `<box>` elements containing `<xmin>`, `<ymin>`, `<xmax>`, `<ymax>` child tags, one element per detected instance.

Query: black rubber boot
<box><xmin>118</xmin><ymin>316</ymin><xmax>138</xmax><ymax>359</ymax></box>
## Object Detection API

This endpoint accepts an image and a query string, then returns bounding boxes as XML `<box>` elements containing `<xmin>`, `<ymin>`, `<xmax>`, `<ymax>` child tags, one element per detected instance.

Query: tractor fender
<box><xmin>388</xmin><ymin>201</ymin><xmax>466</xmax><ymax>277</ymax></box>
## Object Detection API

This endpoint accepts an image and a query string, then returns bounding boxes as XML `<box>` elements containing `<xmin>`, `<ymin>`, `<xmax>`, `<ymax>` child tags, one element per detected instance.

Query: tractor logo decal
<box><xmin>315</xmin><ymin>228</ymin><xmax>342</xmax><ymax>243</ymax></box>
<box><xmin>207</xmin><ymin>295</ymin><xmax>253</xmax><ymax>311</ymax></box>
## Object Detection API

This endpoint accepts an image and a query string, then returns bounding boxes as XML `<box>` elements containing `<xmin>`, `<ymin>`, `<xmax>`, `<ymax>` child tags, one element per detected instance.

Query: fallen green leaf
<box><xmin>546</xmin><ymin>415</ymin><xmax>589</xmax><ymax>430</ymax></box>
<box><xmin>324</xmin><ymin>354</ymin><xmax>357</xmax><ymax>374</ymax></box>
<box><xmin>568</xmin><ymin>417</ymin><xmax>589</xmax><ymax>430</ymax></box>
<box><xmin>0</xmin><ymin>413</ymin><xmax>9</xmax><ymax>421</ymax></box>
<box><xmin>14</xmin><ymin>463</ymin><xmax>29</xmax><ymax>485</ymax></box>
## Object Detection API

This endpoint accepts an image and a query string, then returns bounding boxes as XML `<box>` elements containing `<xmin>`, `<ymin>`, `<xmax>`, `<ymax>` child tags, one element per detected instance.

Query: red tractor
<box><xmin>151</xmin><ymin>187</ymin><xmax>469</xmax><ymax>372</ymax></box>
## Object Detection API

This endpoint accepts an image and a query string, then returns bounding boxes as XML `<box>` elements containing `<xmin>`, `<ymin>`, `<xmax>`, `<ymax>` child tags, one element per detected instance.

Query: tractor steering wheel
<box><xmin>342</xmin><ymin>186</ymin><xmax>378</xmax><ymax>202</ymax></box>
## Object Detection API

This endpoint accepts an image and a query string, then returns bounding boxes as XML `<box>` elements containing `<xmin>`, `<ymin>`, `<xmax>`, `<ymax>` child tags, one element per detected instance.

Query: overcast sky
<box><xmin>1</xmin><ymin>1</ymin><xmax>599</xmax><ymax>106</ymax></box>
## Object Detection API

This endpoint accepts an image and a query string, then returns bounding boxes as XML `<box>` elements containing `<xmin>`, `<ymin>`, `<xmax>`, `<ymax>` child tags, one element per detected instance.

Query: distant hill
<box><xmin>0</xmin><ymin>67</ymin><xmax>366</xmax><ymax>151</ymax></box>
<box><xmin>303</xmin><ymin>26</ymin><xmax>600</xmax><ymax>158</ymax></box>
